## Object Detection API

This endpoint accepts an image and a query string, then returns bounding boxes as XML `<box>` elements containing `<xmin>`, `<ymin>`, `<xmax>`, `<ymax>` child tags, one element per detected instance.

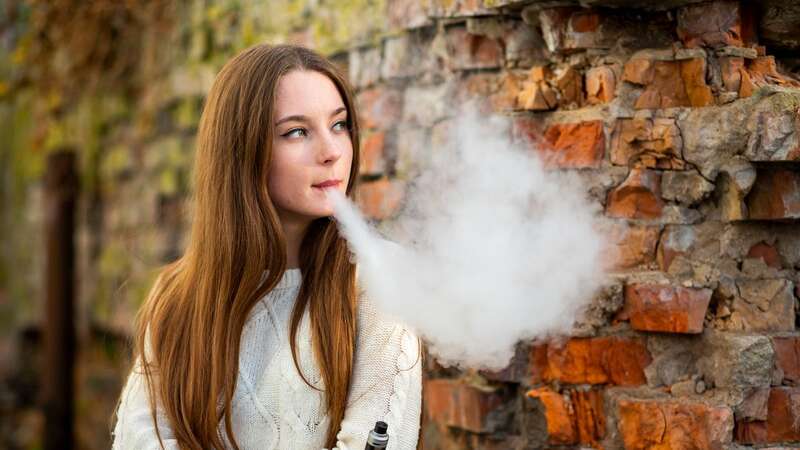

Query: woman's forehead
<box><xmin>274</xmin><ymin>70</ymin><xmax>345</xmax><ymax>117</ymax></box>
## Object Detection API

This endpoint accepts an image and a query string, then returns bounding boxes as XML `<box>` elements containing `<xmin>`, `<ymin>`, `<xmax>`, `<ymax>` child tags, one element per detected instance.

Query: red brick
<box><xmin>745</xmin><ymin>169</ymin><xmax>800</xmax><ymax>220</ymax></box>
<box><xmin>518</xmin><ymin>80</ymin><xmax>558</xmax><ymax>111</ymax></box>
<box><xmin>619</xmin><ymin>284</ymin><xmax>712</xmax><ymax>334</ymax></box>
<box><xmin>360</xmin><ymin>131</ymin><xmax>387</xmax><ymax>176</ymax></box>
<box><xmin>746</xmin><ymin>241</ymin><xmax>782</xmax><ymax>269</ymax></box>
<box><xmin>735</xmin><ymin>387</ymin><xmax>800</xmax><ymax>443</ymax></box>
<box><xmin>619</xmin><ymin>399</ymin><xmax>733</xmax><ymax>449</ymax></box>
<box><xmin>602</xmin><ymin>223</ymin><xmax>661</xmax><ymax>270</ymax></box>
<box><xmin>356</xmin><ymin>177</ymin><xmax>405</xmax><ymax>220</ymax></box>
<box><xmin>424</xmin><ymin>378</ymin><xmax>505</xmax><ymax>433</ymax></box>
<box><xmin>356</xmin><ymin>87</ymin><xmax>403</xmax><ymax>130</ymax></box>
<box><xmin>680</xmin><ymin>58</ymin><xmax>714</xmax><ymax>107</ymax></box>
<box><xmin>677</xmin><ymin>0</ymin><xmax>743</xmax><ymax>48</ymax></box>
<box><xmin>633</xmin><ymin>59</ymin><xmax>713</xmax><ymax>109</ymax></box>
<box><xmin>496</xmin><ymin>71</ymin><xmax>526</xmax><ymax>111</ymax></box>
<box><xmin>746</xmin><ymin>56</ymin><xmax>800</xmax><ymax>88</ymax></box>
<box><xmin>586</xmin><ymin>66</ymin><xmax>616</xmax><ymax>104</ymax></box>
<box><xmin>606</xmin><ymin>168</ymin><xmax>664</xmax><ymax>219</ymax></box>
<box><xmin>555</xmin><ymin>66</ymin><xmax>583</xmax><ymax>107</ymax></box>
<box><xmin>570</xmin><ymin>11</ymin><xmax>601</xmax><ymax>33</ymax></box>
<box><xmin>610</xmin><ymin>118</ymin><xmax>684</xmax><ymax>169</ymax></box>
<box><xmin>772</xmin><ymin>337</ymin><xmax>800</xmax><ymax>385</ymax></box>
<box><xmin>623</xmin><ymin>58</ymin><xmax>654</xmax><ymax>85</ymax></box>
<box><xmin>511</xmin><ymin>116</ymin><xmax>546</xmax><ymax>147</ymax></box>
<box><xmin>444</xmin><ymin>26</ymin><xmax>504</xmax><ymax>70</ymax></box>
<box><xmin>526</xmin><ymin>387</ymin><xmax>605</xmax><ymax>445</ymax></box>
<box><xmin>538</xmin><ymin>121</ymin><xmax>605</xmax><ymax>169</ymax></box>
<box><xmin>531</xmin><ymin>337</ymin><xmax>651</xmax><ymax>386</ymax></box>
<box><xmin>526</xmin><ymin>387</ymin><xmax>576</xmax><ymax>444</ymax></box>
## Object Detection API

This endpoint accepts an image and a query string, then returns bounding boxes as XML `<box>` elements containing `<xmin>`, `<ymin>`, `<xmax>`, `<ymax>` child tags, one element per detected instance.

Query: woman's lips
<box><xmin>313</xmin><ymin>180</ymin><xmax>341</xmax><ymax>188</ymax></box>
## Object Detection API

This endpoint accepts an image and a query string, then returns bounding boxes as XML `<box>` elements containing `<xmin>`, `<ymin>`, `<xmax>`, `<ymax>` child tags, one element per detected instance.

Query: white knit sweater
<box><xmin>111</xmin><ymin>268</ymin><xmax>422</xmax><ymax>450</ymax></box>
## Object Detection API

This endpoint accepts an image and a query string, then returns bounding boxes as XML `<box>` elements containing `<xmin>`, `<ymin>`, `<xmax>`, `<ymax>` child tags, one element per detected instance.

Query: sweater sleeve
<box><xmin>329</xmin><ymin>296</ymin><xmax>423</xmax><ymax>450</ymax></box>
<box><xmin>111</xmin><ymin>331</ymin><xmax>179</xmax><ymax>450</ymax></box>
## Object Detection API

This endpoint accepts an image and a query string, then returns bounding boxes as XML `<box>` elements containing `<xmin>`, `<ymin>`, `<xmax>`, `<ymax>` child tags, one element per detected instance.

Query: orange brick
<box><xmin>735</xmin><ymin>387</ymin><xmax>800</xmax><ymax>443</ymax></box>
<box><xmin>602</xmin><ymin>223</ymin><xmax>661</xmax><ymax>270</ymax></box>
<box><xmin>359</xmin><ymin>130</ymin><xmax>386</xmax><ymax>176</ymax></box>
<box><xmin>746</xmin><ymin>241</ymin><xmax>782</xmax><ymax>269</ymax></box>
<box><xmin>531</xmin><ymin>337</ymin><xmax>651</xmax><ymax>386</ymax></box>
<box><xmin>586</xmin><ymin>66</ymin><xmax>616</xmax><ymax>104</ymax></box>
<box><xmin>606</xmin><ymin>168</ymin><xmax>664</xmax><ymax>219</ymax></box>
<box><xmin>356</xmin><ymin>178</ymin><xmax>405</xmax><ymax>220</ymax></box>
<box><xmin>539</xmin><ymin>121</ymin><xmax>605</xmax><ymax>168</ymax></box>
<box><xmin>356</xmin><ymin>87</ymin><xmax>403</xmax><ymax>130</ymax></box>
<box><xmin>526</xmin><ymin>387</ymin><xmax>605</xmax><ymax>445</ymax></box>
<box><xmin>745</xmin><ymin>169</ymin><xmax>800</xmax><ymax>220</ymax></box>
<box><xmin>425</xmin><ymin>378</ymin><xmax>505</xmax><ymax>433</ymax></box>
<box><xmin>619</xmin><ymin>399</ymin><xmax>733</xmax><ymax>448</ymax></box>
<box><xmin>619</xmin><ymin>284</ymin><xmax>712</xmax><ymax>334</ymax></box>
<box><xmin>772</xmin><ymin>337</ymin><xmax>800</xmax><ymax>385</ymax></box>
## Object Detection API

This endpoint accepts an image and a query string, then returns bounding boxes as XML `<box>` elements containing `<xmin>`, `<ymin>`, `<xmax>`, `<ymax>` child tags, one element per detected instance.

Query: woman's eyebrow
<box><xmin>274</xmin><ymin>106</ymin><xmax>347</xmax><ymax>126</ymax></box>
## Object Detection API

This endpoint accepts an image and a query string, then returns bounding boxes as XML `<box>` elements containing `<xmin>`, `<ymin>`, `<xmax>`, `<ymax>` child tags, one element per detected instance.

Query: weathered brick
<box><xmin>746</xmin><ymin>56</ymin><xmax>800</xmax><ymax>89</ymax></box>
<box><xmin>719</xmin><ymin>56</ymin><xmax>746</xmax><ymax>93</ymax></box>
<box><xmin>622</xmin><ymin>58</ymin><xmax>654</xmax><ymax>85</ymax></box>
<box><xmin>360</xmin><ymin>130</ymin><xmax>387</xmax><ymax>176</ymax></box>
<box><xmin>735</xmin><ymin>387</ymin><xmax>800</xmax><ymax>443</ymax></box>
<box><xmin>746</xmin><ymin>241</ymin><xmax>783</xmax><ymax>269</ymax></box>
<box><xmin>585</xmin><ymin>65</ymin><xmax>616</xmax><ymax>105</ymax></box>
<box><xmin>677</xmin><ymin>0</ymin><xmax>744</xmax><ymax>48</ymax></box>
<box><xmin>657</xmin><ymin>225</ymin><xmax>695</xmax><ymax>272</ymax></box>
<box><xmin>387</xmin><ymin>0</ymin><xmax>432</xmax><ymax>30</ymax></box>
<box><xmin>726</xmin><ymin>279</ymin><xmax>796</xmax><ymax>332</ymax></box>
<box><xmin>517</xmin><ymin>67</ymin><xmax>558</xmax><ymax>111</ymax></box>
<box><xmin>537</xmin><ymin>121</ymin><xmax>605</xmax><ymax>169</ymax></box>
<box><xmin>402</xmin><ymin>82</ymin><xmax>454</xmax><ymax>126</ymax></box>
<box><xmin>443</xmin><ymin>26</ymin><xmax>504</xmax><ymax>70</ymax></box>
<box><xmin>526</xmin><ymin>387</ymin><xmax>576</xmax><ymax>444</ymax></box>
<box><xmin>661</xmin><ymin>170</ymin><xmax>715</xmax><ymax>206</ymax></box>
<box><xmin>554</xmin><ymin>66</ymin><xmax>583</xmax><ymax>107</ymax></box>
<box><xmin>526</xmin><ymin>387</ymin><xmax>605</xmax><ymax>445</ymax></box>
<box><xmin>424</xmin><ymin>378</ymin><xmax>506</xmax><ymax>433</ymax></box>
<box><xmin>631</xmin><ymin>58</ymin><xmax>713</xmax><ymax>109</ymax></box>
<box><xmin>618</xmin><ymin>399</ymin><xmax>734</xmax><ymax>449</ymax></box>
<box><xmin>619</xmin><ymin>284</ymin><xmax>712</xmax><ymax>334</ymax></box>
<box><xmin>745</xmin><ymin>169</ymin><xmax>800</xmax><ymax>220</ymax></box>
<box><xmin>356</xmin><ymin>177</ymin><xmax>405</xmax><ymax>220</ymax></box>
<box><xmin>610</xmin><ymin>118</ymin><xmax>684</xmax><ymax>169</ymax></box>
<box><xmin>531</xmin><ymin>336</ymin><xmax>651</xmax><ymax>386</ymax></box>
<box><xmin>772</xmin><ymin>337</ymin><xmax>800</xmax><ymax>385</ymax></box>
<box><xmin>606</xmin><ymin>168</ymin><xmax>664</xmax><ymax>220</ymax></box>
<box><xmin>603</xmin><ymin>223</ymin><xmax>661</xmax><ymax>270</ymax></box>
<box><xmin>356</xmin><ymin>87</ymin><xmax>403</xmax><ymax>130</ymax></box>
<box><xmin>745</xmin><ymin>111</ymin><xmax>800</xmax><ymax>162</ymax></box>
<box><xmin>537</xmin><ymin>7</ymin><xmax>615</xmax><ymax>54</ymax></box>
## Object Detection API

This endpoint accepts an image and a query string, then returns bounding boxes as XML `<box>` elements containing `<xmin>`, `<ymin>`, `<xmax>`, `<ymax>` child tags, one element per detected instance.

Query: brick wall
<box><xmin>2</xmin><ymin>0</ymin><xmax>800</xmax><ymax>448</ymax></box>
<box><xmin>347</xmin><ymin>1</ymin><xmax>800</xmax><ymax>448</ymax></box>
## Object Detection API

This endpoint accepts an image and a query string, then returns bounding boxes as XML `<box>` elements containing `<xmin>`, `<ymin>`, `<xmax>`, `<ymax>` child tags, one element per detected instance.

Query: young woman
<box><xmin>111</xmin><ymin>44</ymin><xmax>422</xmax><ymax>450</ymax></box>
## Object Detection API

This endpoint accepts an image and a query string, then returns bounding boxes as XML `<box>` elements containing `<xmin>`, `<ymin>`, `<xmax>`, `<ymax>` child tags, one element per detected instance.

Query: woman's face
<box><xmin>268</xmin><ymin>69</ymin><xmax>353</xmax><ymax>225</ymax></box>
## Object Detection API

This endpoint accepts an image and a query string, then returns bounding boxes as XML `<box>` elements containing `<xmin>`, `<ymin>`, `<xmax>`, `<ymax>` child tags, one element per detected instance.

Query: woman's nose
<box><xmin>317</xmin><ymin>131</ymin><xmax>343</xmax><ymax>164</ymax></box>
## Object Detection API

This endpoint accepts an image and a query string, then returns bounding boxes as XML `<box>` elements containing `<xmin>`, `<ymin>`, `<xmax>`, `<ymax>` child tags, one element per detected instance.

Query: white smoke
<box><xmin>327</xmin><ymin>107</ymin><xmax>608</xmax><ymax>371</ymax></box>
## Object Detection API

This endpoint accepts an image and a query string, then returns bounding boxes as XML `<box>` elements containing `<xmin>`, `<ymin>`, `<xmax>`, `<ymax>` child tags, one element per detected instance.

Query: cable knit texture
<box><xmin>111</xmin><ymin>267</ymin><xmax>422</xmax><ymax>450</ymax></box>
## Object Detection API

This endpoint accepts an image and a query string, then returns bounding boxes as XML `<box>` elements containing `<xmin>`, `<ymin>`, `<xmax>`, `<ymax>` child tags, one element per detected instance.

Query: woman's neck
<box><xmin>279</xmin><ymin>215</ymin><xmax>311</xmax><ymax>269</ymax></box>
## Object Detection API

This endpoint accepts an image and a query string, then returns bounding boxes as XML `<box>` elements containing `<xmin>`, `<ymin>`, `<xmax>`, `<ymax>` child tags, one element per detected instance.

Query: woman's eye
<box><xmin>332</xmin><ymin>120</ymin><xmax>347</xmax><ymax>131</ymax></box>
<box><xmin>283</xmin><ymin>128</ymin><xmax>307</xmax><ymax>138</ymax></box>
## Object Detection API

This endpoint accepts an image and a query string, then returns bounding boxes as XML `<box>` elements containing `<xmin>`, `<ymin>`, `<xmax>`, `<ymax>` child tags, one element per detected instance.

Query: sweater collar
<box><xmin>276</xmin><ymin>268</ymin><xmax>302</xmax><ymax>289</ymax></box>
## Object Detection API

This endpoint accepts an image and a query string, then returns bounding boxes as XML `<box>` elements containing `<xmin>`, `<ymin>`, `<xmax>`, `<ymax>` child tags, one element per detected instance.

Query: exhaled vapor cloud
<box><xmin>327</xmin><ymin>107</ymin><xmax>609</xmax><ymax>371</ymax></box>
